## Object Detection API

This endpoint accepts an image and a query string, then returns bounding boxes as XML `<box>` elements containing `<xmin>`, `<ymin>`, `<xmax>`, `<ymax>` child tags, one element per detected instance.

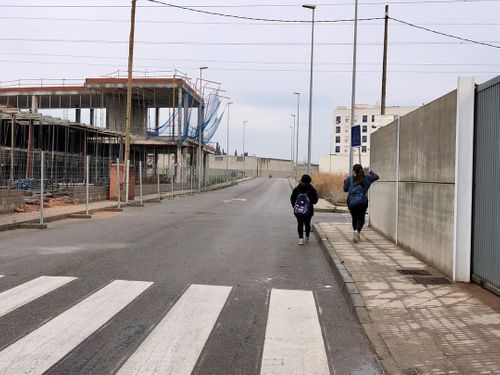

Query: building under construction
<box><xmin>0</xmin><ymin>75</ymin><xmax>223</xmax><ymax>193</ymax></box>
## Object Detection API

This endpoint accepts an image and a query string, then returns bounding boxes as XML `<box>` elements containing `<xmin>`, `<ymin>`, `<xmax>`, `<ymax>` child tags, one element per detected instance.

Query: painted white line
<box><xmin>0</xmin><ymin>276</ymin><xmax>76</xmax><ymax>318</ymax></box>
<box><xmin>0</xmin><ymin>279</ymin><xmax>152</xmax><ymax>375</ymax></box>
<box><xmin>260</xmin><ymin>289</ymin><xmax>330</xmax><ymax>375</ymax></box>
<box><xmin>118</xmin><ymin>284</ymin><xmax>232</xmax><ymax>375</ymax></box>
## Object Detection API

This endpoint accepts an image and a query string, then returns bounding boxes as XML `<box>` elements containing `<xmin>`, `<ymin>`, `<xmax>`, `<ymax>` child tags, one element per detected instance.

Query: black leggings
<box><xmin>296</xmin><ymin>215</ymin><xmax>312</xmax><ymax>239</ymax></box>
<box><xmin>349</xmin><ymin>204</ymin><xmax>368</xmax><ymax>232</ymax></box>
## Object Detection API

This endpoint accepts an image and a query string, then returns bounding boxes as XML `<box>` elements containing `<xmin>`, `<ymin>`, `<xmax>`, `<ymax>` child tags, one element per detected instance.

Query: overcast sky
<box><xmin>1</xmin><ymin>0</ymin><xmax>499</xmax><ymax>162</ymax></box>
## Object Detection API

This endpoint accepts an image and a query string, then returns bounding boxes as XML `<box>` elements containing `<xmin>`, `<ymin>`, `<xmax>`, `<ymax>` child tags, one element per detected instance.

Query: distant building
<box><xmin>331</xmin><ymin>104</ymin><xmax>420</xmax><ymax>156</ymax></box>
<box><xmin>320</xmin><ymin>104</ymin><xmax>420</xmax><ymax>173</ymax></box>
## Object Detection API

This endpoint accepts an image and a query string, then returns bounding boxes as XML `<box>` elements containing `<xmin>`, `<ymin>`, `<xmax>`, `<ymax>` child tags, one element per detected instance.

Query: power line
<box><xmin>1</xmin><ymin>51</ymin><xmax>498</xmax><ymax>67</ymax></box>
<box><xmin>390</xmin><ymin>17</ymin><xmax>500</xmax><ymax>48</ymax></box>
<box><xmin>0</xmin><ymin>59</ymin><xmax>497</xmax><ymax>74</ymax></box>
<box><xmin>1</xmin><ymin>15</ymin><xmax>500</xmax><ymax>27</ymax></box>
<box><xmin>1</xmin><ymin>37</ymin><xmax>499</xmax><ymax>46</ymax></box>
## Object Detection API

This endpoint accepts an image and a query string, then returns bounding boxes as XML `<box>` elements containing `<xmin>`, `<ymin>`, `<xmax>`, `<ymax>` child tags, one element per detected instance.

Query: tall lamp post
<box><xmin>290</xmin><ymin>114</ymin><xmax>296</xmax><ymax>162</ymax></box>
<box><xmin>293</xmin><ymin>92</ymin><xmax>300</xmax><ymax>176</ymax></box>
<box><xmin>226</xmin><ymin>101</ymin><xmax>234</xmax><ymax>181</ymax></box>
<box><xmin>242</xmin><ymin>120</ymin><xmax>248</xmax><ymax>178</ymax></box>
<box><xmin>198</xmin><ymin>66</ymin><xmax>208</xmax><ymax>191</ymax></box>
<box><xmin>348</xmin><ymin>0</ymin><xmax>359</xmax><ymax>174</ymax></box>
<box><xmin>303</xmin><ymin>4</ymin><xmax>316</xmax><ymax>174</ymax></box>
<box><xmin>289</xmin><ymin>125</ymin><xmax>294</xmax><ymax>161</ymax></box>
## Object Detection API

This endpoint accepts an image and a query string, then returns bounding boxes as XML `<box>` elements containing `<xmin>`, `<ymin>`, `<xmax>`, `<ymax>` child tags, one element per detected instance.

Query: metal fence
<box><xmin>472</xmin><ymin>76</ymin><xmax>500</xmax><ymax>295</ymax></box>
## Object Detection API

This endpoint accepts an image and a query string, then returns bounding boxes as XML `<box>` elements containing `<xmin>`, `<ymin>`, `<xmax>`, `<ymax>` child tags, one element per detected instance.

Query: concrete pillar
<box><xmin>75</xmin><ymin>108</ymin><xmax>81</xmax><ymax>123</ymax></box>
<box><xmin>31</xmin><ymin>95</ymin><xmax>38</xmax><ymax>113</ymax></box>
<box><xmin>155</xmin><ymin>108</ymin><xmax>160</xmax><ymax>136</ymax></box>
<box><xmin>175</xmin><ymin>88</ymin><xmax>183</xmax><ymax>182</ymax></box>
<box><xmin>452</xmin><ymin>77</ymin><xmax>475</xmax><ymax>282</ymax></box>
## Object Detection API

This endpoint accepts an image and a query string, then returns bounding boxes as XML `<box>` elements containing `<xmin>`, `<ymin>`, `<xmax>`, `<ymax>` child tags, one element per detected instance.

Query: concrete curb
<box><xmin>0</xmin><ymin>177</ymin><xmax>252</xmax><ymax>233</ymax></box>
<box><xmin>313</xmin><ymin>223</ymin><xmax>401</xmax><ymax>375</ymax></box>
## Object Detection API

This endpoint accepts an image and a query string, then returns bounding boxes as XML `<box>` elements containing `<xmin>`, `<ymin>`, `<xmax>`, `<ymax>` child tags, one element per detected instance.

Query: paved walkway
<box><xmin>316</xmin><ymin>220</ymin><xmax>500</xmax><ymax>374</ymax></box>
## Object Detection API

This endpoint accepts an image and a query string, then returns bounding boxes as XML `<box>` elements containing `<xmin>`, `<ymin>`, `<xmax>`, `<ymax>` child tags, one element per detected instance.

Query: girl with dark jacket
<box><xmin>290</xmin><ymin>174</ymin><xmax>319</xmax><ymax>245</ymax></box>
<box><xmin>343</xmin><ymin>164</ymin><xmax>379</xmax><ymax>243</ymax></box>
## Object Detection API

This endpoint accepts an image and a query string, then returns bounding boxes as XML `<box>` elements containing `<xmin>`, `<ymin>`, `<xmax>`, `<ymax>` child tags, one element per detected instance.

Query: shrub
<box><xmin>310</xmin><ymin>172</ymin><xmax>346</xmax><ymax>205</ymax></box>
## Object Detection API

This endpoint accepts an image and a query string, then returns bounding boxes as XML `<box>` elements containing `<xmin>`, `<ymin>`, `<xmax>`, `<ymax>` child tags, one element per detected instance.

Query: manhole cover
<box><xmin>412</xmin><ymin>276</ymin><xmax>451</xmax><ymax>285</ymax></box>
<box><xmin>397</xmin><ymin>269</ymin><xmax>432</xmax><ymax>276</ymax></box>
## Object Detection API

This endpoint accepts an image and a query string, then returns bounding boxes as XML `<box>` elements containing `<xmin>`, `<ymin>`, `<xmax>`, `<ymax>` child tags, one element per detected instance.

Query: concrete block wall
<box><xmin>369</xmin><ymin>90</ymin><xmax>458</xmax><ymax>277</ymax></box>
<box><xmin>70</xmin><ymin>186</ymin><xmax>109</xmax><ymax>204</ymax></box>
<box><xmin>0</xmin><ymin>189</ymin><xmax>24</xmax><ymax>213</ymax></box>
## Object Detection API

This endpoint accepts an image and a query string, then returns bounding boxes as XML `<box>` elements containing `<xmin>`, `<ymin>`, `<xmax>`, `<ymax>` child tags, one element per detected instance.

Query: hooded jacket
<box><xmin>290</xmin><ymin>182</ymin><xmax>319</xmax><ymax>216</ymax></box>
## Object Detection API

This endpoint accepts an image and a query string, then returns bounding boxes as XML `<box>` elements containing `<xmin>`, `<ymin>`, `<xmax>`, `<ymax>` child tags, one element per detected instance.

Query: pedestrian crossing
<box><xmin>0</xmin><ymin>275</ymin><xmax>332</xmax><ymax>374</ymax></box>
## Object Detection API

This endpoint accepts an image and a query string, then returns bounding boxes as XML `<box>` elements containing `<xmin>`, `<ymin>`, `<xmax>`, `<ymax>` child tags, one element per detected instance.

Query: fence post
<box><xmin>157</xmin><ymin>163</ymin><xmax>161</xmax><ymax>201</ymax></box>
<box><xmin>86</xmin><ymin>155</ymin><xmax>90</xmax><ymax>215</ymax></box>
<box><xmin>139</xmin><ymin>161</ymin><xmax>143</xmax><ymax>205</ymax></box>
<box><xmin>125</xmin><ymin>159</ymin><xmax>130</xmax><ymax>205</ymax></box>
<box><xmin>40</xmin><ymin>151</ymin><xmax>44</xmax><ymax>225</ymax></box>
<box><xmin>116</xmin><ymin>158</ymin><xmax>121</xmax><ymax>209</ymax></box>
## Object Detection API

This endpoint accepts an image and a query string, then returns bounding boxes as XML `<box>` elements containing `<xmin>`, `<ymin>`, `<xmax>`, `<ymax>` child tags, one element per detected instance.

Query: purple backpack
<box><xmin>294</xmin><ymin>193</ymin><xmax>311</xmax><ymax>216</ymax></box>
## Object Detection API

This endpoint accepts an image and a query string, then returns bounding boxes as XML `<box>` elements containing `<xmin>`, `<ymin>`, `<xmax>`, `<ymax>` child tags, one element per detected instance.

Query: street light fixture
<box><xmin>243</xmin><ymin>120</ymin><xmax>248</xmax><ymax>178</ymax></box>
<box><xmin>198</xmin><ymin>66</ymin><xmax>208</xmax><ymax>191</ymax></box>
<box><xmin>226</xmin><ymin>101</ymin><xmax>234</xmax><ymax>181</ymax></box>
<box><xmin>302</xmin><ymin>4</ymin><xmax>316</xmax><ymax>174</ymax></box>
<box><xmin>293</xmin><ymin>92</ymin><xmax>300</xmax><ymax>176</ymax></box>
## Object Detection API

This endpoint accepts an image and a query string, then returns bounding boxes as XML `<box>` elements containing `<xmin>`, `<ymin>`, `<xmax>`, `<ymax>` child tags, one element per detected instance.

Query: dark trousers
<box><xmin>296</xmin><ymin>215</ymin><xmax>312</xmax><ymax>239</ymax></box>
<box><xmin>349</xmin><ymin>204</ymin><xmax>368</xmax><ymax>232</ymax></box>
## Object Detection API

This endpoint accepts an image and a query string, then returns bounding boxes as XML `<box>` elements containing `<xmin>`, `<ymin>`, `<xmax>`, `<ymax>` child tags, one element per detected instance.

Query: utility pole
<box><xmin>243</xmin><ymin>121</ymin><xmax>247</xmax><ymax>177</ymax></box>
<box><xmin>124</xmin><ymin>0</ymin><xmax>137</xmax><ymax>165</ymax></box>
<box><xmin>198</xmin><ymin>66</ymin><xmax>208</xmax><ymax>192</ymax></box>
<box><xmin>381</xmin><ymin>5</ymin><xmax>389</xmax><ymax>115</ymax></box>
<box><xmin>349</xmin><ymin>0</ymin><xmax>359</xmax><ymax>174</ymax></box>
<box><xmin>293</xmin><ymin>92</ymin><xmax>300</xmax><ymax>176</ymax></box>
<box><xmin>303</xmin><ymin>4</ymin><xmax>316</xmax><ymax>174</ymax></box>
<box><xmin>226</xmin><ymin>101</ymin><xmax>233</xmax><ymax>181</ymax></box>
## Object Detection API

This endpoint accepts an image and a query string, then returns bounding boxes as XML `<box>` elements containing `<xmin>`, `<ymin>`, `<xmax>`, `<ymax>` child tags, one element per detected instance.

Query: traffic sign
<box><xmin>351</xmin><ymin>125</ymin><xmax>361</xmax><ymax>147</ymax></box>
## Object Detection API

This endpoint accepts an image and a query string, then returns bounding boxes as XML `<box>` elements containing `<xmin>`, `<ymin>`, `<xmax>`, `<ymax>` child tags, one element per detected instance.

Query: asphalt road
<box><xmin>0</xmin><ymin>178</ymin><xmax>381</xmax><ymax>374</ymax></box>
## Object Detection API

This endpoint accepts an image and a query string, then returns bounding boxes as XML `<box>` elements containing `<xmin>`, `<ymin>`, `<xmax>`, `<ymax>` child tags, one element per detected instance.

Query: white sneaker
<box><xmin>299</xmin><ymin>238</ymin><xmax>304</xmax><ymax>245</ymax></box>
<box><xmin>353</xmin><ymin>231</ymin><xmax>360</xmax><ymax>243</ymax></box>
<box><xmin>306</xmin><ymin>236</ymin><xmax>310</xmax><ymax>242</ymax></box>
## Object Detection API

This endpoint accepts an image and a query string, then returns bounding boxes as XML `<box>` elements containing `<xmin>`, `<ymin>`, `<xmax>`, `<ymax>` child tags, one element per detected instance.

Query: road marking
<box><xmin>260</xmin><ymin>289</ymin><xmax>330</xmax><ymax>375</ymax></box>
<box><xmin>0</xmin><ymin>276</ymin><xmax>76</xmax><ymax>318</ymax></box>
<box><xmin>117</xmin><ymin>284</ymin><xmax>232</xmax><ymax>375</ymax></box>
<box><xmin>0</xmin><ymin>279</ymin><xmax>152</xmax><ymax>375</ymax></box>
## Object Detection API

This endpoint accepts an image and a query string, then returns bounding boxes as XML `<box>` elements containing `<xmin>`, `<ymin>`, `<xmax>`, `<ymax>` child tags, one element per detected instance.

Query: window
<box><xmin>335</xmin><ymin>146</ymin><xmax>340</xmax><ymax>153</ymax></box>
<box><xmin>362</xmin><ymin>146</ymin><xmax>367</xmax><ymax>152</ymax></box>
<box><xmin>336</xmin><ymin>116</ymin><xmax>341</xmax><ymax>124</ymax></box>
<box><xmin>237</xmin><ymin>156</ymin><xmax>244</xmax><ymax>162</ymax></box>
<box><xmin>335</xmin><ymin>126</ymin><xmax>341</xmax><ymax>133</ymax></box>
<box><xmin>215</xmin><ymin>156</ymin><xmax>223</xmax><ymax>161</ymax></box>
<box><xmin>371</xmin><ymin>115</ymin><xmax>375</xmax><ymax>122</ymax></box>
<box><xmin>362</xmin><ymin>136</ymin><xmax>367</xmax><ymax>143</ymax></box>
<box><xmin>345</xmin><ymin>117</ymin><xmax>350</xmax><ymax>123</ymax></box>
<box><xmin>335</xmin><ymin>136</ymin><xmax>340</xmax><ymax>143</ymax></box>
<box><xmin>362</xmin><ymin>125</ymin><xmax>367</xmax><ymax>133</ymax></box>
<box><xmin>362</xmin><ymin>115</ymin><xmax>368</xmax><ymax>123</ymax></box>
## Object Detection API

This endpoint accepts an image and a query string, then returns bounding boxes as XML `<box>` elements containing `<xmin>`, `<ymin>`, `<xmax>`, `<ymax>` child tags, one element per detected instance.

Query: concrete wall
<box><xmin>70</xmin><ymin>186</ymin><xmax>108</xmax><ymax>204</ymax></box>
<box><xmin>370</xmin><ymin>90</ymin><xmax>458</xmax><ymax>277</ymax></box>
<box><xmin>319</xmin><ymin>154</ymin><xmax>370</xmax><ymax>174</ymax></box>
<box><xmin>0</xmin><ymin>189</ymin><xmax>24</xmax><ymax>213</ymax></box>
<box><xmin>207</xmin><ymin>155</ymin><xmax>301</xmax><ymax>178</ymax></box>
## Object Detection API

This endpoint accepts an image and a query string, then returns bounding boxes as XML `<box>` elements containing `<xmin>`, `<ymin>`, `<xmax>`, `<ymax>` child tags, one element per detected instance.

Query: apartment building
<box><xmin>331</xmin><ymin>105</ymin><xmax>420</xmax><ymax>155</ymax></box>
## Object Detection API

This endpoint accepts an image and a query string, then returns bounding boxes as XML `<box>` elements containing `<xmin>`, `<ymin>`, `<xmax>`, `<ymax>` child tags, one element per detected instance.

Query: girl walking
<box><xmin>290</xmin><ymin>174</ymin><xmax>318</xmax><ymax>245</ymax></box>
<box><xmin>343</xmin><ymin>165</ymin><xmax>379</xmax><ymax>243</ymax></box>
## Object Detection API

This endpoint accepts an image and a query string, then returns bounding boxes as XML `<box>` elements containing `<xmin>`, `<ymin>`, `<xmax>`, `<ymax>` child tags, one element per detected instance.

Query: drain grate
<box><xmin>397</xmin><ymin>269</ymin><xmax>432</xmax><ymax>276</ymax></box>
<box><xmin>412</xmin><ymin>276</ymin><xmax>451</xmax><ymax>285</ymax></box>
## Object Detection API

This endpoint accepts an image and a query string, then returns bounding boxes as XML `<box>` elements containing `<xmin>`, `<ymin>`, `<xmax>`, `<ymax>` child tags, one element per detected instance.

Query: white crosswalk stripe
<box><xmin>0</xmin><ymin>276</ymin><xmax>76</xmax><ymax>318</ymax></box>
<box><xmin>0</xmin><ymin>279</ymin><xmax>152</xmax><ymax>375</ymax></box>
<box><xmin>0</xmin><ymin>275</ymin><xmax>332</xmax><ymax>374</ymax></box>
<box><xmin>117</xmin><ymin>284</ymin><xmax>232</xmax><ymax>375</ymax></box>
<box><xmin>260</xmin><ymin>289</ymin><xmax>330</xmax><ymax>375</ymax></box>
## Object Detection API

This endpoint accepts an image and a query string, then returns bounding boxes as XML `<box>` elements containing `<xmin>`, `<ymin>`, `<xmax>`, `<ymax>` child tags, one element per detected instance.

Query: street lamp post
<box><xmin>226</xmin><ymin>101</ymin><xmax>234</xmax><ymax>181</ymax></box>
<box><xmin>243</xmin><ymin>120</ymin><xmax>248</xmax><ymax>178</ymax></box>
<box><xmin>198</xmin><ymin>66</ymin><xmax>208</xmax><ymax>192</ymax></box>
<box><xmin>289</xmin><ymin>125</ymin><xmax>294</xmax><ymax>161</ymax></box>
<box><xmin>303</xmin><ymin>4</ymin><xmax>316</xmax><ymax>174</ymax></box>
<box><xmin>293</xmin><ymin>92</ymin><xmax>300</xmax><ymax>176</ymax></box>
<box><xmin>290</xmin><ymin>114</ymin><xmax>296</xmax><ymax>162</ymax></box>
<box><xmin>348</xmin><ymin>0</ymin><xmax>359</xmax><ymax>174</ymax></box>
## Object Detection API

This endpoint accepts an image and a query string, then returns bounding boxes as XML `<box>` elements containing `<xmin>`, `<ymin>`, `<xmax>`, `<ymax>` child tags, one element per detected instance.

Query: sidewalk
<box><xmin>315</xmin><ymin>220</ymin><xmax>500</xmax><ymax>374</ymax></box>
<box><xmin>0</xmin><ymin>178</ymin><xmax>251</xmax><ymax>232</ymax></box>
